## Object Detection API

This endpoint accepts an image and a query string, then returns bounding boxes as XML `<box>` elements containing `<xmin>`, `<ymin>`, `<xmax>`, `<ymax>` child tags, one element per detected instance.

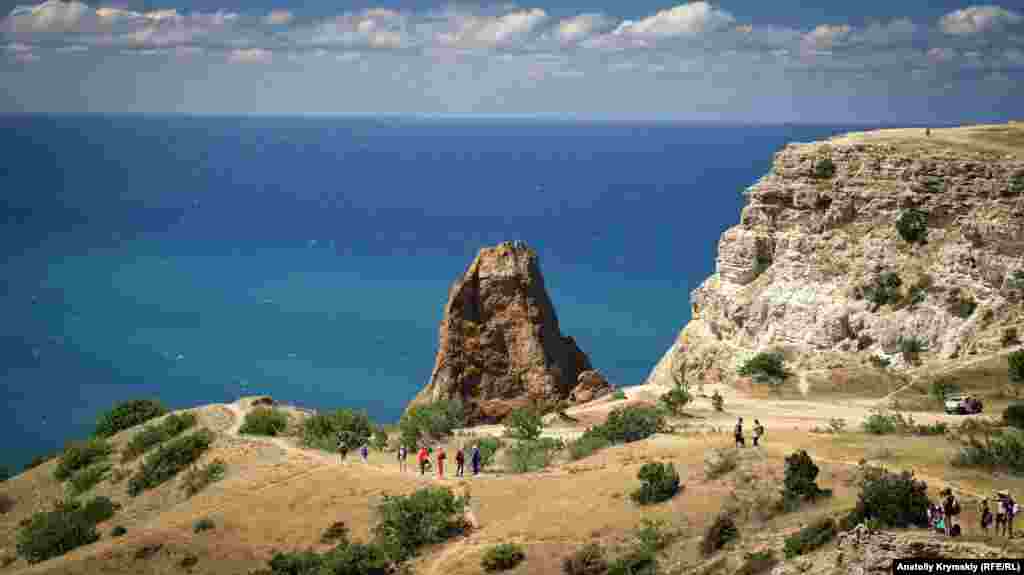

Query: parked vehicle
<box><xmin>944</xmin><ymin>395</ymin><xmax>983</xmax><ymax>415</ymax></box>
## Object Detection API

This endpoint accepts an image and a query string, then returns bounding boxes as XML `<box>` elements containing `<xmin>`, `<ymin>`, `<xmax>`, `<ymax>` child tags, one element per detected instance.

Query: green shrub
<box><xmin>16</xmin><ymin>506</ymin><xmax>100</xmax><ymax>564</ymax></box>
<box><xmin>701</xmin><ymin>512</ymin><xmax>738</xmax><ymax>557</ymax></box>
<box><xmin>79</xmin><ymin>496</ymin><xmax>117</xmax><ymax>525</ymax></box>
<box><xmin>567</xmin><ymin>433</ymin><xmax>611</xmax><ymax>461</ymax></box>
<box><xmin>782</xmin><ymin>450</ymin><xmax>831</xmax><ymax>504</ymax></box>
<box><xmin>1008</xmin><ymin>270</ymin><xmax>1024</xmax><ymax>292</ymax></box>
<box><xmin>302</xmin><ymin>408</ymin><xmax>375</xmax><ymax>453</ymax></box>
<box><xmin>899</xmin><ymin>336</ymin><xmax>927</xmax><ymax>363</ymax></box>
<box><xmin>504</xmin><ymin>407</ymin><xmax>543</xmax><ymax>441</ymax></box>
<box><xmin>68</xmin><ymin>463</ymin><xmax>111</xmax><ymax>495</ymax></box>
<box><xmin>372</xmin><ymin>486</ymin><xmax>469</xmax><ymax>562</ymax></box>
<box><xmin>607</xmin><ymin>546</ymin><xmax>656</xmax><ymax>575</ymax></box>
<box><xmin>737</xmin><ymin>352</ymin><xmax>789</xmax><ymax>386</ymax></box>
<box><xmin>783</xmin><ymin>517</ymin><xmax>836</xmax><ymax>558</ymax></box>
<box><xmin>1004</xmin><ymin>404</ymin><xmax>1024</xmax><ymax>429</ymax></box>
<box><xmin>266</xmin><ymin>549</ymin><xmax>325</xmax><ymax>574</ymax></box>
<box><xmin>127</xmin><ymin>429</ymin><xmax>214</xmax><ymax>496</ymax></box>
<box><xmin>952</xmin><ymin>428</ymin><xmax>1024</xmax><ymax>474</ymax></box>
<box><xmin>477</xmin><ymin>437</ymin><xmax>503</xmax><ymax>469</ymax></box>
<box><xmin>813</xmin><ymin>157</ymin><xmax>835</xmax><ymax>179</ymax></box>
<box><xmin>94</xmin><ymin>399</ymin><xmax>167</xmax><ymax>438</ymax></box>
<box><xmin>843</xmin><ymin>465</ymin><xmax>929</xmax><ymax>528</ymax></box>
<box><xmin>930</xmin><ymin>380</ymin><xmax>960</xmax><ymax>406</ymax></box>
<box><xmin>659</xmin><ymin>384</ymin><xmax>691</xmax><ymax>416</ymax></box>
<box><xmin>54</xmin><ymin>439</ymin><xmax>112</xmax><ymax>481</ymax></box>
<box><xmin>398</xmin><ymin>400</ymin><xmax>465</xmax><ymax>449</ymax></box>
<box><xmin>863</xmin><ymin>272</ymin><xmax>903</xmax><ymax>308</ymax></box>
<box><xmin>711</xmin><ymin>390</ymin><xmax>724</xmax><ymax>412</ymax></box>
<box><xmin>121</xmin><ymin>412</ymin><xmax>197</xmax><ymax>461</ymax></box>
<box><xmin>612</xmin><ymin>390</ymin><xmax>627</xmax><ymax>401</ymax></box>
<box><xmin>736</xmin><ymin>550</ymin><xmax>777</xmax><ymax>575</ymax></box>
<box><xmin>506</xmin><ymin>438</ymin><xmax>562</xmax><ymax>473</ymax></box>
<box><xmin>319</xmin><ymin>540</ymin><xmax>390</xmax><ymax>574</ymax></box>
<box><xmin>1010</xmin><ymin>350</ymin><xmax>1024</xmax><ymax>388</ymax></box>
<box><xmin>180</xmin><ymin>458</ymin><xmax>227</xmax><ymax>497</ymax></box>
<box><xmin>320</xmin><ymin>521</ymin><xmax>350</xmax><ymax>544</ymax></box>
<box><xmin>896</xmin><ymin>209</ymin><xmax>928</xmax><ymax>244</ymax></box>
<box><xmin>946</xmin><ymin>289</ymin><xmax>977</xmax><ymax>319</ymax></box>
<box><xmin>239</xmin><ymin>408</ymin><xmax>289</xmax><ymax>437</ymax></box>
<box><xmin>562</xmin><ymin>543</ymin><xmax>607</xmax><ymax>575</ymax></box>
<box><xmin>371</xmin><ymin>428</ymin><xmax>389</xmax><ymax>451</ymax></box>
<box><xmin>193</xmin><ymin>517</ymin><xmax>215</xmax><ymax>533</ymax></box>
<box><xmin>481</xmin><ymin>543</ymin><xmax>526</xmax><ymax>572</ymax></box>
<box><xmin>631</xmin><ymin>462</ymin><xmax>681</xmax><ymax>505</ymax></box>
<box><xmin>110</xmin><ymin>525</ymin><xmax>127</xmax><ymax>537</ymax></box>
<box><xmin>1012</xmin><ymin>173</ymin><xmax>1024</xmax><ymax>194</ymax></box>
<box><xmin>593</xmin><ymin>405</ymin><xmax>665</xmax><ymax>444</ymax></box>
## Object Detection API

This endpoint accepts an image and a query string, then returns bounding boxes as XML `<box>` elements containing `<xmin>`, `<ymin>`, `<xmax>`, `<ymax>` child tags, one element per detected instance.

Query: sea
<box><xmin>0</xmin><ymin>115</ymin><xmax>920</xmax><ymax>473</ymax></box>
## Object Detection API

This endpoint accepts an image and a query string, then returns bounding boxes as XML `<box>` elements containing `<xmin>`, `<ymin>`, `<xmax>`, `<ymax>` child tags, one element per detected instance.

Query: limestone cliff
<box><xmin>647</xmin><ymin>124</ymin><xmax>1024</xmax><ymax>389</ymax></box>
<box><xmin>408</xmin><ymin>241</ymin><xmax>604</xmax><ymax>423</ymax></box>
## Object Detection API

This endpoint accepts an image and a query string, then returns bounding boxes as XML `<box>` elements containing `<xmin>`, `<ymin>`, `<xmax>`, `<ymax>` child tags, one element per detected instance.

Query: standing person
<box><xmin>418</xmin><ymin>446</ymin><xmax>429</xmax><ymax>476</ymax></box>
<box><xmin>436</xmin><ymin>447</ymin><xmax>446</xmax><ymax>479</ymax></box>
<box><xmin>360</xmin><ymin>444</ymin><xmax>369</xmax><ymax>463</ymax></box>
<box><xmin>471</xmin><ymin>444</ymin><xmax>481</xmax><ymax>476</ymax></box>
<box><xmin>455</xmin><ymin>447</ymin><xmax>465</xmax><ymax>477</ymax></box>
<box><xmin>734</xmin><ymin>417</ymin><xmax>745</xmax><ymax>448</ymax></box>
<box><xmin>981</xmin><ymin>499</ymin><xmax>994</xmax><ymax>536</ymax></box>
<box><xmin>998</xmin><ymin>491</ymin><xmax>1017</xmax><ymax>538</ymax></box>
<box><xmin>942</xmin><ymin>489</ymin><xmax>960</xmax><ymax>536</ymax></box>
<box><xmin>752</xmin><ymin>419</ymin><xmax>765</xmax><ymax>447</ymax></box>
<box><xmin>337</xmin><ymin>433</ymin><xmax>348</xmax><ymax>463</ymax></box>
<box><xmin>397</xmin><ymin>444</ymin><xmax>408</xmax><ymax>473</ymax></box>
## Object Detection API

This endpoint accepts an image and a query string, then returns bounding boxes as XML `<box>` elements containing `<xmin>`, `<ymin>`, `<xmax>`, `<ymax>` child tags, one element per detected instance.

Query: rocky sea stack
<box><xmin>406</xmin><ymin>241</ymin><xmax>611</xmax><ymax>423</ymax></box>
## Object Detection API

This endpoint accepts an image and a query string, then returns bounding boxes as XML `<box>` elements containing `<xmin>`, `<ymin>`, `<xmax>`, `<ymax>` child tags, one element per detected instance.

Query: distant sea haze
<box><xmin>0</xmin><ymin>115</ymin><xmax>930</xmax><ymax>472</ymax></box>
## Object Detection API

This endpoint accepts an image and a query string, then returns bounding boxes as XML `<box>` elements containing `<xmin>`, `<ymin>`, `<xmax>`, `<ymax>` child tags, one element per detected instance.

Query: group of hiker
<box><xmin>733</xmin><ymin>417</ymin><xmax>765</xmax><ymax>448</ymax></box>
<box><xmin>928</xmin><ymin>488</ymin><xmax>1018</xmax><ymax>539</ymax></box>
<box><xmin>338</xmin><ymin>434</ymin><xmax>483</xmax><ymax>478</ymax></box>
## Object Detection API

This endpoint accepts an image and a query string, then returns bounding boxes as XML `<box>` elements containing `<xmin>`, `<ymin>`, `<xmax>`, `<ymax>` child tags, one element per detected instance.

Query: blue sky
<box><xmin>2</xmin><ymin>1</ymin><xmax>1022</xmax><ymax>120</ymax></box>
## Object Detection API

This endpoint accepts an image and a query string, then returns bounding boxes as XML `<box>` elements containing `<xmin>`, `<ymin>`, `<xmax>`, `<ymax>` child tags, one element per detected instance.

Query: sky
<box><xmin>1</xmin><ymin>1</ymin><xmax>1023</xmax><ymax>120</ymax></box>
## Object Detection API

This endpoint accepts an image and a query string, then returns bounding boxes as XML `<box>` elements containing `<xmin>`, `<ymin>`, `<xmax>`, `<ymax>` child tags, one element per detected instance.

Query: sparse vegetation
<box><xmin>1008</xmin><ymin>269</ymin><xmax>1024</xmax><ymax>293</ymax></box>
<box><xmin>193</xmin><ymin>517</ymin><xmax>215</xmax><ymax>533</ymax></box>
<box><xmin>121</xmin><ymin>412</ymin><xmax>197</xmax><ymax>461</ymax></box>
<box><xmin>1005</xmin><ymin>403</ymin><xmax>1024</xmax><ymax>429</ymax></box>
<box><xmin>736</xmin><ymin>550</ymin><xmax>777</xmax><ymax>575</ymax></box>
<box><xmin>612</xmin><ymin>390</ymin><xmax>627</xmax><ymax>401</ymax></box>
<box><xmin>896</xmin><ymin>208</ymin><xmax>928</xmax><ymax>245</ymax></box>
<box><xmin>567</xmin><ymin>433</ymin><xmax>611</xmax><ymax>461</ymax></box>
<box><xmin>476</xmin><ymin>437</ymin><xmax>503</xmax><ymax>469</ymax></box>
<box><xmin>931</xmin><ymin>380</ymin><xmax>961</xmax><ymax>406</ymax></box>
<box><xmin>320</xmin><ymin>521</ymin><xmax>350</xmax><ymax>544</ymax></box>
<box><xmin>631</xmin><ymin>462</ymin><xmax>681</xmax><ymax>505</ymax></box>
<box><xmin>180</xmin><ymin>458</ymin><xmax>227</xmax><ymax>497</ymax></box>
<box><xmin>898</xmin><ymin>336</ymin><xmax>926</xmax><ymax>364</ymax></box>
<box><xmin>861</xmin><ymin>410</ymin><xmax>946</xmax><ymax>436</ymax></box>
<box><xmin>862</xmin><ymin>271</ymin><xmax>903</xmax><ymax>308</ymax></box>
<box><xmin>127</xmin><ymin>429</ymin><xmax>214</xmax><ymax>496</ymax></box>
<box><xmin>659</xmin><ymin>382</ymin><xmax>691</xmax><ymax>416</ymax></box>
<box><xmin>946</xmin><ymin>289</ymin><xmax>977</xmax><ymax>319</ymax></box>
<box><xmin>110</xmin><ymin>525</ymin><xmax>127</xmax><ymax>537</ymax></box>
<box><xmin>869</xmin><ymin>355</ymin><xmax>891</xmax><ymax>369</ymax></box>
<box><xmin>1004</xmin><ymin>327</ymin><xmax>1020</xmax><ymax>347</ymax></box>
<box><xmin>67</xmin><ymin>463</ymin><xmax>111</xmax><ymax>495</ymax></box>
<box><xmin>813</xmin><ymin>157</ymin><xmax>835</xmax><ymax>179</ymax></box>
<box><xmin>1010</xmin><ymin>350</ymin><xmax>1024</xmax><ymax>392</ymax></box>
<box><xmin>952</xmin><ymin>428</ymin><xmax>1024</xmax><ymax>474</ymax></box>
<box><xmin>303</xmin><ymin>407</ymin><xmax>375</xmax><ymax>453</ymax></box>
<box><xmin>94</xmin><ymin>399</ymin><xmax>167</xmax><ymax>438</ymax></box>
<box><xmin>562</xmin><ymin>543</ymin><xmax>607</xmax><ymax>575</ymax></box>
<box><xmin>828</xmin><ymin>418</ymin><xmax>847</xmax><ymax>434</ymax></box>
<box><xmin>398</xmin><ymin>399</ymin><xmax>465</xmax><ymax>449</ymax></box>
<box><xmin>504</xmin><ymin>407</ymin><xmax>543</xmax><ymax>441</ymax></box>
<box><xmin>371</xmin><ymin>428</ymin><xmax>389</xmax><ymax>451</ymax></box>
<box><xmin>481</xmin><ymin>543</ymin><xmax>526</xmax><ymax>572</ymax></box>
<box><xmin>704</xmin><ymin>448</ymin><xmax>738</xmax><ymax>480</ymax></box>
<box><xmin>16</xmin><ymin>496</ymin><xmax>117</xmax><ymax>564</ymax></box>
<box><xmin>783</xmin><ymin>517</ymin><xmax>837</xmax><ymax>559</ymax></box>
<box><xmin>373</xmin><ymin>486</ymin><xmax>469</xmax><ymax>562</ymax></box>
<box><xmin>590</xmin><ymin>405</ymin><xmax>666</xmax><ymax>444</ymax></box>
<box><xmin>54</xmin><ymin>439</ymin><xmax>112</xmax><ymax>481</ymax></box>
<box><xmin>239</xmin><ymin>407</ymin><xmax>289</xmax><ymax>437</ymax></box>
<box><xmin>782</xmin><ymin>450</ymin><xmax>832</xmax><ymax>507</ymax></box>
<box><xmin>506</xmin><ymin>438</ymin><xmax>562</xmax><ymax>473</ymax></box>
<box><xmin>842</xmin><ymin>465</ymin><xmax>929</xmax><ymax>529</ymax></box>
<box><xmin>737</xmin><ymin>352</ymin><xmax>789</xmax><ymax>386</ymax></box>
<box><xmin>701</xmin><ymin>511</ymin><xmax>739</xmax><ymax>557</ymax></box>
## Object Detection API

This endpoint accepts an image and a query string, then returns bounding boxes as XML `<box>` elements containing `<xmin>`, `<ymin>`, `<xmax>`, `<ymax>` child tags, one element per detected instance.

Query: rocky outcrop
<box><xmin>407</xmin><ymin>241</ymin><xmax>594</xmax><ymax>423</ymax></box>
<box><xmin>647</xmin><ymin>125</ymin><xmax>1024</xmax><ymax>389</ymax></box>
<box><xmin>570</xmin><ymin>370</ymin><xmax>614</xmax><ymax>404</ymax></box>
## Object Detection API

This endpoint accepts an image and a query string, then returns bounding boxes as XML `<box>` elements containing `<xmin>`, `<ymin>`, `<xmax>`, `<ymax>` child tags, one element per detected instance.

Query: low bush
<box><xmin>110</xmin><ymin>525</ymin><xmax>127</xmax><ymax>537</ymax></box>
<box><xmin>121</xmin><ymin>412</ymin><xmax>197</xmax><ymax>461</ymax></box>
<box><xmin>68</xmin><ymin>463</ymin><xmax>111</xmax><ymax>495</ymax></box>
<box><xmin>504</xmin><ymin>407</ymin><xmax>543</xmax><ymax>441</ymax></box>
<box><xmin>782</xmin><ymin>450</ymin><xmax>831</xmax><ymax>504</ymax></box>
<box><xmin>899</xmin><ymin>336</ymin><xmax>927</xmax><ymax>363</ymax></box>
<box><xmin>506</xmin><ymin>438</ymin><xmax>562</xmax><ymax>473</ymax></box>
<box><xmin>701</xmin><ymin>512</ymin><xmax>739</xmax><ymax>557</ymax></box>
<box><xmin>736</xmin><ymin>550</ymin><xmax>777</xmax><ymax>575</ymax></box>
<box><xmin>861</xmin><ymin>410</ymin><xmax>899</xmax><ymax>435</ymax></box>
<box><xmin>94</xmin><ymin>399</ymin><xmax>167</xmax><ymax>438</ymax></box>
<box><xmin>631</xmin><ymin>462</ymin><xmax>681</xmax><ymax>505</ymax></box>
<box><xmin>659</xmin><ymin>384</ymin><xmax>691</xmax><ymax>416</ymax></box>
<box><xmin>398</xmin><ymin>400</ymin><xmax>465</xmax><ymax>449</ymax></box>
<box><xmin>567</xmin><ymin>433</ymin><xmax>611</xmax><ymax>461</ymax></box>
<box><xmin>861</xmin><ymin>410</ymin><xmax>946</xmax><ymax>436</ymax></box>
<box><xmin>952</xmin><ymin>428</ymin><xmax>1024</xmax><ymax>474</ymax></box>
<box><xmin>371</xmin><ymin>428</ymin><xmax>389</xmax><ymax>451</ymax></box>
<box><xmin>607</xmin><ymin>546</ymin><xmax>656</xmax><ymax>575</ymax></box>
<box><xmin>813</xmin><ymin>157</ymin><xmax>835</xmax><ymax>179</ymax></box>
<box><xmin>1010</xmin><ymin>350</ymin><xmax>1024</xmax><ymax>388</ymax></box>
<box><xmin>612</xmin><ymin>390</ymin><xmax>627</xmax><ymax>401</ymax></box>
<box><xmin>54</xmin><ymin>439</ymin><xmax>112</xmax><ymax>481</ymax></box>
<box><xmin>862</xmin><ymin>272</ymin><xmax>902</xmax><ymax>308</ymax></box>
<box><xmin>481</xmin><ymin>543</ymin><xmax>526</xmax><ymax>572</ymax></box>
<box><xmin>704</xmin><ymin>449</ymin><xmax>738</xmax><ymax>480</ymax></box>
<box><xmin>828</xmin><ymin>418</ymin><xmax>847</xmax><ymax>433</ymax></box>
<box><xmin>946</xmin><ymin>289</ymin><xmax>977</xmax><ymax>319</ymax></box>
<box><xmin>896</xmin><ymin>209</ymin><xmax>928</xmax><ymax>245</ymax></box>
<box><xmin>633</xmin><ymin>518</ymin><xmax>677</xmax><ymax>553</ymax></box>
<box><xmin>931</xmin><ymin>380</ymin><xmax>960</xmax><ymax>406</ymax></box>
<box><xmin>267</xmin><ymin>541</ymin><xmax>391</xmax><ymax>575</ymax></box>
<box><xmin>302</xmin><ymin>408</ymin><xmax>375</xmax><ymax>453</ymax></box>
<box><xmin>1005</xmin><ymin>404</ymin><xmax>1024</xmax><ymax>429</ymax></box>
<box><xmin>321</xmin><ymin>521</ymin><xmax>350</xmax><ymax>544</ymax></box>
<box><xmin>562</xmin><ymin>543</ymin><xmax>607</xmax><ymax>575</ymax></box>
<box><xmin>593</xmin><ymin>405</ymin><xmax>665</xmax><ymax>444</ymax></box>
<box><xmin>180</xmin><ymin>458</ymin><xmax>227</xmax><ymax>497</ymax></box>
<box><xmin>79</xmin><ymin>496</ymin><xmax>117</xmax><ymax>524</ymax></box>
<box><xmin>372</xmin><ymin>486</ymin><xmax>469</xmax><ymax>562</ymax></box>
<box><xmin>193</xmin><ymin>517</ymin><xmax>215</xmax><ymax>533</ymax></box>
<box><xmin>127</xmin><ymin>429</ymin><xmax>214</xmax><ymax>496</ymax></box>
<box><xmin>15</xmin><ymin>495</ymin><xmax>116</xmax><ymax>564</ymax></box>
<box><xmin>843</xmin><ymin>465</ymin><xmax>929</xmax><ymax>529</ymax></box>
<box><xmin>477</xmin><ymin>437</ymin><xmax>503</xmax><ymax>469</ymax></box>
<box><xmin>737</xmin><ymin>352</ymin><xmax>789</xmax><ymax>386</ymax></box>
<box><xmin>239</xmin><ymin>408</ymin><xmax>289</xmax><ymax>437</ymax></box>
<box><xmin>783</xmin><ymin>517</ymin><xmax>837</xmax><ymax>558</ymax></box>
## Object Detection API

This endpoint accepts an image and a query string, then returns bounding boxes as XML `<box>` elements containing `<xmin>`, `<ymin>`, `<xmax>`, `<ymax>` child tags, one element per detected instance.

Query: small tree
<box><xmin>504</xmin><ymin>407</ymin><xmax>543</xmax><ymax>441</ymax></box>
<box><xmin>373</xmin><ymin>486</ymin><xmax>469</xmax><ymax>562</ymax></box>
<box><xmin>863</xmin><ymin>271</ymin><xmax>903</xmax><ymax>308</ymax></box>
<box><xmin>843</xmin><ymin>465</ymin><xmax>929</xmax><ymax>529</ymax></box>
<box><xmin>782</xmin><ymin>450</ymin><xmax>831</xmax><ymax>505</ymax></box>
<box><xmin>896</xmin><ymin>209</ymin><xmax>928</xmax><ymax>245</ymax></box>
<box><xmin>631</xmin><ymin>462</ymin><xmax>681</xmax><ymax>505</ymax></box>
<box><xmin>813</xmin><ymin>157</ymin><xmax>835</xmax><ymax>179</ymax></box>
<box><xmin>661</xmin><ymin>355</ymin><xmax>691</xmax><ymax>416</ymax></box>
<box><xmin>738</xmin><ymin>352</ymin><xmax>789</xmax><ymax>387</ymax></box>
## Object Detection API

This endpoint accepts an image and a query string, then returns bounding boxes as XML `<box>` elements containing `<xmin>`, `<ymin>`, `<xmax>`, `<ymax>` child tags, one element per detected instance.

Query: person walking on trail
<box><xmin>752</xmin><ymin>419</ymin><xmax>765</xmax><ymax>447</ymax></box>
<box><xmin>360</xmin><ymin>444</ymin><xmax>369</xmax><ymax>463</ymax></box>
<box><xmin>337</xmin><ymin>433</ymin><xmax>349</xmax><ymax>463</ymax></box>
<box><xmin>417</xmin><ymin>446</ymin><xmax>429</xmax><ymax>476</ymax></box>
<box><xmin>455</xmin><ymin>447</ymin><xmax>465</xmax><ymax>477</ymax></box>
<box><xmin>734</xmin><ymin>417</ymin><xmax>745</xmax><ymax>448</ymax></box>
<box><xmin>436</xmin><ymin>447</ymin><xmax>447</xmax><ymax>478</ymax></box>
<box><xmin>471</xmin><ymin>444</ymin><xmax>481</xmax><ymax>476</ymax></box>
<box><xmin>397</xmin><ymin>445</ymin><xmax>408</xmax><ymax>473</ymax></box>
<box><xmin>981</xmin><ymin>499</ymin><xmax>994</xmax><ymax>536</ymax></box>
<box><xmin>942</xmin><ymin>488</ymin><xmax>960</xmax><ymax>537</ymax></box>
<box><xmin>996</xmin><ymin>491</ymin><xmax>1017</xmax><ymax>537</ymax></box>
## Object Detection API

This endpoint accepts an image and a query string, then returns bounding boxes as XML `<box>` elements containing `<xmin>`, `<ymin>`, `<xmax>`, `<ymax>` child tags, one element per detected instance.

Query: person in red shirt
<box><xmin>436</xmin><ymin>447</ymin><xmax>447</xmax><ymax>478</ymax></box>
<box><xmin>417</xmin><ymin>446</ymin><xmax>429</xmax><ymax>476</ymax></box>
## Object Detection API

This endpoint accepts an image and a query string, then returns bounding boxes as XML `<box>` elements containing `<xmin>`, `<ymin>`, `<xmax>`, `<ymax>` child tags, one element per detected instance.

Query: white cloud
<box><xmin>438</xmin><ymin>8</ymin><xmax>548</xmax><ymax>48</ymax></box>
<box><xmin>264</xmin><ymin>10</ymin><xmax>293</xmax><ymax>26</ymax></box>
<box><xmin>302</xmin><ymin>9</ymin><xmax>406</xmax><ymax>48</ymax></box>
<box><xmin>228</xmin><ymin>47</ymin><xmax>271</xmax><ymax>63</ymax></box>
<box><xmin>556</xmin><ymin>13</ymin><xmax>614</xmax><ymax>44</ymax></box>
<box><xmin>612</xmin><ymin>2</ymin><xmax>735</xmax><ymax>39</ymax></box>
<box><xmin>8</xmin><ymin>0</ymin><xmax>89</xmax><ymax>32</ymax></box>
<box><xmin>927</xmin><ymin>47</ymin><xmax>956</xmax><ymax>63</ymax></box>
<box><xmin>802</xmin><ymin>24</ymin><xmax>851</xmax><ymax>52</ymax></box>
<box><xmin>940</xmin><ymin>5</ymin><xmax>1022</xmax><ymax>36</ymax></box>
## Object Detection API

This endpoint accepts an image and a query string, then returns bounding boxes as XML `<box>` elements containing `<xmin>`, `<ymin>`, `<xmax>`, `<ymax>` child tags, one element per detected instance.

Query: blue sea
<box><xmin>0</xmin><ymin>115</ymin><xmax>897</xmax><ymax>472</ymax></box>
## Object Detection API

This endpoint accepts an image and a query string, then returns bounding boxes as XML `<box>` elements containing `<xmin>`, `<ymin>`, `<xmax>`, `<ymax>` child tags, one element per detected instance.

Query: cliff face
<box><xmin>647</xmin><ymin>125</ymin><xmax>1024</xmax><ymax>388</ymax></box>
<box><xmin>408</xmin><ymin>241</ymin><xmax>598</xmax><ymax>423</ymax></box>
